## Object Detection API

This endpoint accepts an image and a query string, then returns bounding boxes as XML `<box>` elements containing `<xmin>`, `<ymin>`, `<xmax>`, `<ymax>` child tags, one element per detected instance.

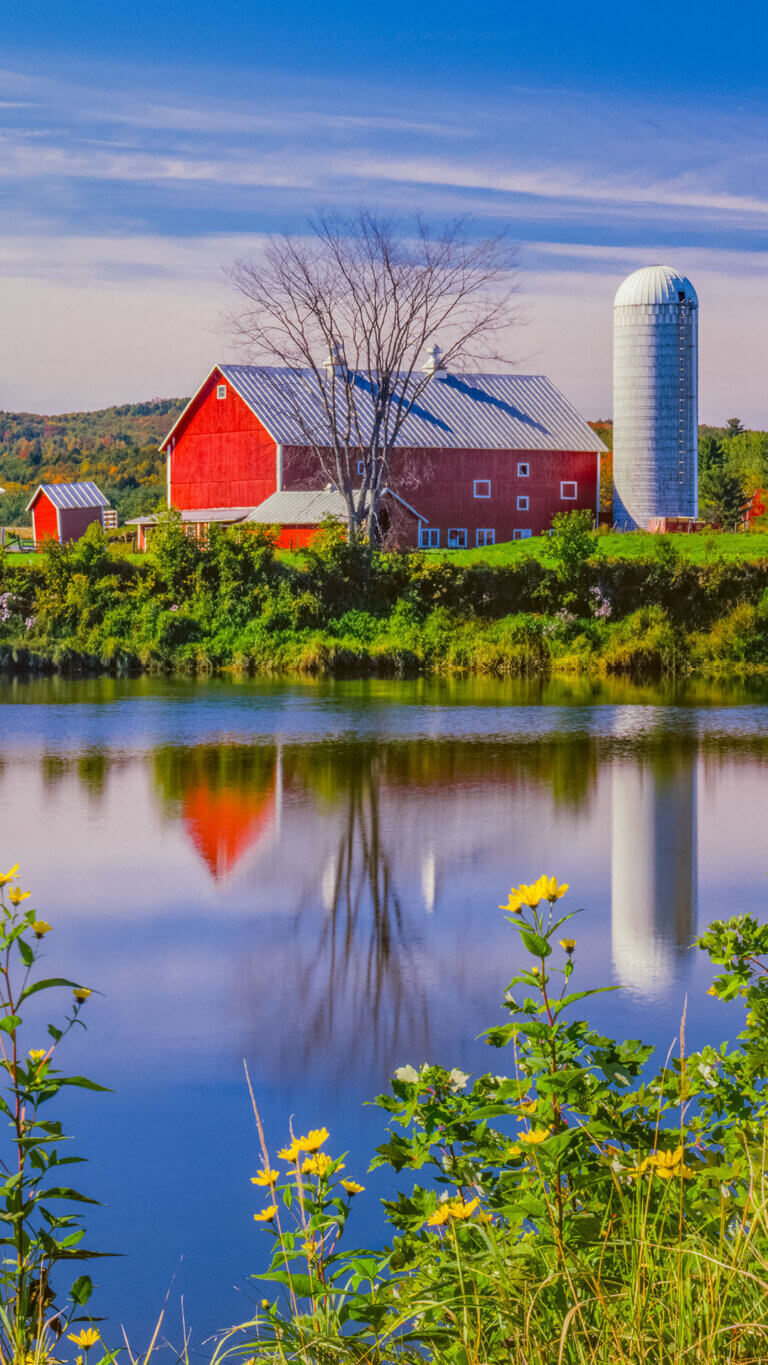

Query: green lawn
<box><xmin>434</xmin><ymin>530</ymin><xmax>768</xmax><ymax>567</ymax></box>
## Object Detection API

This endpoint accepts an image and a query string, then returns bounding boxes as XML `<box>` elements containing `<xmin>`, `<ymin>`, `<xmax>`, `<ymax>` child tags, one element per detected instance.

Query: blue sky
<box><xmin>2</xmin><ymin>0</ymin><xmax>768</xmax><ymax>420</ymax></box>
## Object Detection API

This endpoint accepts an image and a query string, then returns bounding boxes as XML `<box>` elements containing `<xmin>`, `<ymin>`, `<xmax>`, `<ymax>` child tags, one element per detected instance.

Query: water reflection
<box><xmin>611</xmin><ymin>748</ymin><xmax>697</xmax><ymax>992</ymax></box>
<box><xmin>2</xmin><ymin>678</ymin><xmax>768</xmax><ymax>1345</ymax></box>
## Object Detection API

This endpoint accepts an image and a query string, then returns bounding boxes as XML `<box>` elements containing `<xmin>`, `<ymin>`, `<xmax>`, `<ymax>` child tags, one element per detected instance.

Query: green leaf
<box><xmin>17</xmin><ymin>938</ymin><xmax>34</xmax><ymax>968</ymax></box>
<box><xmin>70</xmin><ymin>1274</ymin><xmax>93</xmax><ymax>1305</ymax></box>
<box><xmin>519</xmin><ymin>930</ymin><xmax>551</xmax><ymax>958</ymax></box>
<box><xmin>0</xmin><ymin>1016</ymin><xmax>21</xmax><ymax>1034</ymax></box>
<box><xmin>21</xmin><ymin>978</ymin><xmax>80</xmax><ymax>1003</ymax></box>
<box><xmin>59</xmin><ymin>1077</ymin><xmax>111</xmax><ymax>1093</ymax></box>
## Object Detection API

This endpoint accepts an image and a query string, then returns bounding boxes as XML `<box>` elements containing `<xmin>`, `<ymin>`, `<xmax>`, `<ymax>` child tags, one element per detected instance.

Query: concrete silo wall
<box><xmin>613</xmin><ymin>299</ymin><xmax>698</xmax><ymax>530</ymax></box>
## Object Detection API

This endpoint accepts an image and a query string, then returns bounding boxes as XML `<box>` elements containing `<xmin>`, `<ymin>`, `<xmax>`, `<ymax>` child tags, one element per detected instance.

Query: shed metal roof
<box><xmin>245</xmin><ymin>490</ymin><xmax>348</xmax><ymax>526</ymax></box>
<box><xmin>26</xmin><ymin>481</ymin><xmax>109</xmax><ymax>513</ymax></box>
<box><xmin>162</xmin><ymin>365</ymin><xmax>605</xmax><ymax>454</ymax></box>
<box><xmin>125</xmin><ymin>507</ymin><xmax>252</xmax><ymax>526</ymax></box>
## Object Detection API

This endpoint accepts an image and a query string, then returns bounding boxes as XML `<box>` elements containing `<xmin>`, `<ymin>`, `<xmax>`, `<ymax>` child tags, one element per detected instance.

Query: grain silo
<box><xmin>613</xmin><ymin>264</ymin><xmax>698</xmax><ymax>531</ymax></box>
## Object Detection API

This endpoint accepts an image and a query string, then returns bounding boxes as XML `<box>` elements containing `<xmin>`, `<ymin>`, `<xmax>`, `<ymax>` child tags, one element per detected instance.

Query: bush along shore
<box><xmin>5</xmin><ymin>511</ymin><xmax>768</xmax><ymax>680</ymax></box>
<box><xmin>9</xmin><ymin>863</ymin><xmax>768</xmax><ymax>1364</ymax></box>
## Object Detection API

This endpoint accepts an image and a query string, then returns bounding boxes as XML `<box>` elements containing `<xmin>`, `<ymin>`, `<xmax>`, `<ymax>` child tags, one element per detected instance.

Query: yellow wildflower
<box><xmin>505</xmin><ymin>1144</ymin><xmax>522</xmax><ymax>1159</ymax></box>
<box><xmin>651</xmin><ymin>1149</ymin><xmax>695</xmax><ymax>1179</ymax></box>
<box><xmin>28</xmin><ymin>1050</ymin><xmax>47</xmax><ymax>1064</ymax></box>
<box><xmin>519</xmin><ymin>1128</ymin><xmax>550</xmax><ymax>1145</ymax></box>
<box><xmin>73</xmin><ymin>987</ymin><xmax>91</xmax><ymax>1003</ymax></box>
<box><xmin>341</xmin><ymin>1179</ymin><xmax>365</xmax><ymax>1196</ymax></box>
<box><xmin>559</xmin><ymin>938</ymin><xmax>576</xmax><ymax>954</ymax></box>
<box><xmin>541</xmin><ymin>876</ymin><xmax>569</xmax><ymax>902</ymax></box>
<box><xmin>518</xmin><ymin>882</ymin><xmax>544</xmax><ymax>908</ymax></box>
<box><xmin>301</xmin><ymin>1239</ymin><xmax>317</xmax><ymax>1259</ymax></box>
<box><xmin>260</xmin><ymin>1298</ymin><xmax>271</xmax><ymax>1311</ymax></box>
<box><xmin>447</xmin><ymin>1196</ymin><xmax>480</xmax><ymax>1221</ymax></box>
<box><xmin>499</xmin><ymin>891</ymin><xmax>524</xmax><ymax>914</ymax></box>
<box><xmin>0</xmin><ymin>864</ymin><xmax>19</xmax><ymax>888</ymax></box>
<box><xmin>68</xmin><ymin>1329</ymin><xmax>100</xmax><ymax>1351</ymax></box>
<box><xmin>31</xmin><ymin>920</ymin><xmax>52</xmax><ymax>939</ymax></box>
<box><xmin>8</xmin><ymin>888</ymin><xmax>30</xmax><ymax>907</ymax></box>
<box><xmin>298</xmin><ymin>1127</ymin><xmax>330</xmax><ymax>1153</ymax></box>
<box><xmin>427</xmin><ymin>1206</ymin><xmax>449</xmax><ymax>1227</ymax></box>
<box><xmin>250</xmin><ymin>1169</ymin><xmax>279</xmax><ymax>1187</ymax></box>
<box><xmin>277</xmin><ymin>1141</ymin><xmax>300</xmax><ymax>1162</ymax></box>
<box><xmin>518</xmin><ymin>1100</ymin><xmax>538</xmax><ymax>1116</ymax></box>
<box><xmin>302</xmin><ymin>1152</ymin><xmax>339</xmax><ymax>1177</ymax></box>
<box><xmin>253</xmin><ymin>1204</ymin><xmax>278</xmax><ymax>1223</ymax></box>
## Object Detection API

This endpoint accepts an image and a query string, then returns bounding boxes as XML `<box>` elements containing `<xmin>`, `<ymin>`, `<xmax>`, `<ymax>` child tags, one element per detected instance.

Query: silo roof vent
<box><xmin>614</xmin><ymin>264</ymin><xmax>698</xmax><ymax>308</ymax></box>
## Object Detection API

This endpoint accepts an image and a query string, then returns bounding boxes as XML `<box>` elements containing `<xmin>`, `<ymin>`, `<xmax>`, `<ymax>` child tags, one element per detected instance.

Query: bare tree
<box><xmin>229</xmin><ymin>211</ymin><xmax>521</xmax><ymax>542</ymax></box>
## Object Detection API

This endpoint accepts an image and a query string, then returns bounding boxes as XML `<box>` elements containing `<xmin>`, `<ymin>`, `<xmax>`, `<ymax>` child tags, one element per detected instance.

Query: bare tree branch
<box><xmin>228</xmin><ymin>210</ymin><xmax>522</xmax><ymax>543</ymax></box>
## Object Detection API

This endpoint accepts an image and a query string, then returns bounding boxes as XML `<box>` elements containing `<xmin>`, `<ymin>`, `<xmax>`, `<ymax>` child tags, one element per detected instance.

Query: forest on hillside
<box><xmin>0</xmin><ymin>398</ymin><xmax>188</xmax><ymax>525</ymax></box>
<box><xmin>592</xmin><ymin>417</ymin><xmax>768</xmax><ymax>528</ymax></box>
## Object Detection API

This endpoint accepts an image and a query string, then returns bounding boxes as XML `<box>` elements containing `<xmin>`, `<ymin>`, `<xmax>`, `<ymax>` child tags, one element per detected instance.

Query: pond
<box><xmin>1</xmin><ymin>673</ymin><xmax>767</xmax><ymax>1351</ymax></box>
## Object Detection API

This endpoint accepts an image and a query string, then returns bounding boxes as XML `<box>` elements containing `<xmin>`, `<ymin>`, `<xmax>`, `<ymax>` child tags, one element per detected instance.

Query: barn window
<box><xmin>560</xmin><ymin>481</ymin><xmax>577</xmax><ymax>500</ymax></box>
<box><xmin>517</xmin><ymin>495</ymin><xmax>529</xmax><ymax>511</ymax></box>
<box><xmin>473</xmin><ymin>479</ymin><xmax>491</xmax><ymax>498</ymax></box>
<box><xmin>419</xmin><ymin>526</ymin><xmax>440</xmax><ymax>549</ymax></box>
<box><xmin>447</xmin><ymin>528</ymin><xmax>467</xmax><ymax>549</ymax></box>
<box><xmin>216</xmin><ymin>384</ymin><xmax>227</xmax><ymax>400</ymax></box>
<box><xmin>517</xmin><ymin>462</ymin><xmax>530</xmax><ymax>477</ymax></box>
<box><xmin>476</xmin><ymin>528</ymin><xmax>495</xmax><ymax>547</ymax></box>
<box><xmin>513</xmin><ymin>529</ymin><xmax>532</xmax><ymax>540</ymax></box>
<box><xmin>357</xmin><ymin>460</ymin><xmax>365</xmax><ymax>475</ymax></box>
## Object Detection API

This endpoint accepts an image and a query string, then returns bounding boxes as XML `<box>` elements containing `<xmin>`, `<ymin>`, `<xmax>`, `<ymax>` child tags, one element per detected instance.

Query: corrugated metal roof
<box><xmin>614</xmin><ymin>265</ymin><xmax>698</xmax><ymax>309</ymax></box>
<box><xmin>194</xmin><ymin>366</ymin><xmax>605</xmax><ymax>454</ymax></box>
<box><xmin>245</xmin><ymin>490</ymin><xmax>349</xmax><ymax>525</ymax></box>
<box><xmin>125</xmin><ymin>508</ymin><xmax>252</xmax><ymax>526</ymax></box>
<box><xmin>26</xmin><ymin>481</ymin><xmax>109</xmax><ymax>512</ymax></box>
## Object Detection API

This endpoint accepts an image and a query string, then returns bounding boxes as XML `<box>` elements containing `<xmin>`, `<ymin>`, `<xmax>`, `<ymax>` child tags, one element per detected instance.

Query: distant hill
<box><xmin>0</xmin><ymin>398</ymin><xmax>188</xmax><ymax>525</ymax></box>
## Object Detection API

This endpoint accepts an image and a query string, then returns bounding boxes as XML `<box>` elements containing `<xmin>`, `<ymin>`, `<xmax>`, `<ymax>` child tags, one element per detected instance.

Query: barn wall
<box><xmin>169</xmin><ymin>371</ymin><xmax>278</xmax><ymax>510</ymax></box>
<box><xmin>58</xmin><ymin>506</ymin><xmax>104</xmax><ymax>544</ymax></box>
<box><xmin>283</xmin><ymin>446</ymin><xmax>597</xmax><ymax>547</ymax></box>
<box><xmin>386</xmin><ymin>447</ymin><xmax>598</xmax><ymax>547</ymax></box>
<box><xmin>276</xmin><ymin>524</ymin><xmax>326</xmax><ymax>550</ymax></box>
<box><xmin>32</xmin><ymin>494</ymin><xmax>59</xmax><ymax>544</ymax></box>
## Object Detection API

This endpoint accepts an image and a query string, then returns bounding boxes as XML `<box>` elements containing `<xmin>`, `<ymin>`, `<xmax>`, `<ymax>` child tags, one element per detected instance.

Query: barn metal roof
<box><xmin>26</xmin><ymin>481</ymin><xmax>109</xmax><ymax>513</ymax></box>
<box><xmin>162</xmin><ymin>365</ymin><xmax>605</xmax><ymax>454</ymax></box>
<box><xmin>245</xmin><ymin>490</ymin><xmax>349</xmax><ymax>526</ymax></box>
<box><xmin>125</xmin><ymin>508</ymin><xmax>252</xmax><ymax>526</ymax></box>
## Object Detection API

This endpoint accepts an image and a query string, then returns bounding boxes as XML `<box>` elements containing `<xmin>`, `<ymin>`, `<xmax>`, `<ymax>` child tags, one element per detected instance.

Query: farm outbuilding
<box><xmin>158</xmin><ymin>363</ymin><xmax>605</xmax><ymax>550</ymax></box>
<box><xmin>27</xmin><ymin>481</ymin><xmax>110</xmax><ymax>546</ymax></box>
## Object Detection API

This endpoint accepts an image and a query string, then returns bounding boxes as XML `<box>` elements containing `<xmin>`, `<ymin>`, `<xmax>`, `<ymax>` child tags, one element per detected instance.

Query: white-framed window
<box><xmin>473</xmin><ymin>479</ymin><xmax>491</xmax><ymax>498</ymax></box>
<box><xmin>419</xmin><ymin>526</ymin><xmax>439</xmax><ymax>549</ymax></box>
<box><xmin>513</xmin><ymin>529</ymin><xmax>532</xmax><ymax>541</ymax></box>
<box><xmin>517</xmin><ymin>462</ymin><xmax>530</xmax><ymax>477</ymax></box>
<box><xmin>447</xmin><ymin>528</ymin><xmax>467</xmax><ymax>549</ymax></box>
<box><xmin>517</xmin><ymin>495</ymin><xmax>529</xmax><ymax>511</ymax></box>
<box><xmin>476</xmin><ymin>528</ymin><xmax>495</xmax><ymax>547</ymax></box>
<box><xmin>216</xmin><ymin>384</ymin><xmax>227</xmax><ymax>400</ymax></box>
<box><xmin>560</xmin><ymin>480</ymin><xmax>577</xmax><ymax>500</ymax></box>
<box><xmin>357</xmin><ymin>460</ymin><xmax>365</xmax><ymax>475</ymax></box>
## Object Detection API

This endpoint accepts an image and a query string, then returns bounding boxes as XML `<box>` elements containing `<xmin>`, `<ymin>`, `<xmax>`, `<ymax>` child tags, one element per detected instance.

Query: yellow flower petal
<box><xmin>340</xmin><ymin>1179</ymin><xmax>364</xmax><ymax>1196</ymax></box>
<box><xmin>297</xmin><ymin>1127</ymin><xmax>330</xmax><ymax>1153</ymax></box>
<box><xmin>519</xmin><ymin>1128</ymin><xmax>550</xmax><ymax>1146</ymax></box>
<box><xmin>251</xmin><ymin>1168</ymin><xmax>279</xmax><ymax>1187</ymax></box>
<box><xmin>253</xmin><ymin>1204</ymin><xmax>278</xmax><ymax>1223</ymax></box>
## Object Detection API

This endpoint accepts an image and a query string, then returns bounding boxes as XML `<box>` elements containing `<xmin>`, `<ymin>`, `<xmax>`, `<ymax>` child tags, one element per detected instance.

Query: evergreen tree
<box><xmin>699</xmin><ymin>466</ymin><xmax>750</xmax><ymax>530</ymax></box>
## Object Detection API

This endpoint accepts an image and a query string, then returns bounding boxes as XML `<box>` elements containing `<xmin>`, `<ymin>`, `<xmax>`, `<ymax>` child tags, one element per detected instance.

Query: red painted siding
<box><xmin>169</xmin><ymin>370</ymin><xmax>278</xmax><ymax>510</ymax></box>
<box><xmin>276</xmin><ymin>525</ymin><xmax>326</xmax><ymax>550</ymax></box>
<box><xmin>58</xmin><ymin>506</ymin><xmax>103</xmax><ymax>544</ymax></box>
<box><xmin>31</xmin><ymin>493</ymin><xmax>59</xmax><ymax>545</ymax></box>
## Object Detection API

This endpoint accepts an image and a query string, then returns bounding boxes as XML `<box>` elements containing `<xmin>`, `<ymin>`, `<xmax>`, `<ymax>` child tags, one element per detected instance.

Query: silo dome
<box><xmin>613</xmin><ymin>264</ymin><xmax>699</xmax><ymax>531</ymax></box>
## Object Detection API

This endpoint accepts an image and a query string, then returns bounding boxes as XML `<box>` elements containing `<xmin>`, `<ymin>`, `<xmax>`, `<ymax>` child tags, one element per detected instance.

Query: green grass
<box><xmin>436</xmin><ymin>530</ymin><xmax>768</xmax><ymax>566</ymax></box>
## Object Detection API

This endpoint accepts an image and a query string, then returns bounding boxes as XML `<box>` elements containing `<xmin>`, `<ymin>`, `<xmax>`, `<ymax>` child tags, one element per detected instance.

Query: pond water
<box><xmin>1</xmin><ymin>673</ymin><xmax>768</xmax><ymax>1352</ymax></box>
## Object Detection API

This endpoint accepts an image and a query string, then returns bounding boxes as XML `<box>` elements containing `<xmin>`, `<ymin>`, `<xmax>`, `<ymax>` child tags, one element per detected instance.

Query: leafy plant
<box><xmin>0</xmin><ymin>864</ymin><xmax>111</xmax><ymax>1364</ymax></box>
<box><xmin>228</xmin><ymin>877</ymin><xmax>768</xmax><ymax>1364</ymax></box>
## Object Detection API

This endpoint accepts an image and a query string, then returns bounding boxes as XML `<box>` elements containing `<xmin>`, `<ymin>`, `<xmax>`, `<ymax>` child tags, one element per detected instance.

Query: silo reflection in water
<box><xmin>611</xmin><ymin>754</ymin><xmax>697</xmax><ymax>994</ymax></box>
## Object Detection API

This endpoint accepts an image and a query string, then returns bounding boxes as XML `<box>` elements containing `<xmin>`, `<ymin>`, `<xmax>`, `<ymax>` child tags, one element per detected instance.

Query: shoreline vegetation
<box><xmin>6</xmin><ymin>862</ymin><xmax>768</xmax><ymax>1364</ymax></box>
<box><xmin>5</xmin><ymin>512</ymin><xmax>768</xmax><ymax>681</ymax></box>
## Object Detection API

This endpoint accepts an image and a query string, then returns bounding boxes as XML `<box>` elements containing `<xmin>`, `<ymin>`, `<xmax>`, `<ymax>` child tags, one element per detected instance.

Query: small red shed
<box><xmin>27</xmin><ymin>481</ymin><xmax>109</xmax><ymax>546</ymax></box>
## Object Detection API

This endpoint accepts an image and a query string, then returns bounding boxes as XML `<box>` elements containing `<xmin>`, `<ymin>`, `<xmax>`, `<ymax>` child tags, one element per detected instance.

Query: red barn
<box><xmin>27</xmin><ymin>481</ymin><xmax>109</xmax><ymax>546</ymax></box>
<box><xmin>159</xmin><ymin>364</ymin><xmax>605</xmax><ymax>549</ymax></box>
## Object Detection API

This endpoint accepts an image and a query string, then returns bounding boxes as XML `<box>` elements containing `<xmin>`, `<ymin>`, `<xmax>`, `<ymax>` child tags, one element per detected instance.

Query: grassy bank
<box><xmin>4</xmin><ymin>513</ymin><xmax>768</xmax><ymax>680</ymax></box>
